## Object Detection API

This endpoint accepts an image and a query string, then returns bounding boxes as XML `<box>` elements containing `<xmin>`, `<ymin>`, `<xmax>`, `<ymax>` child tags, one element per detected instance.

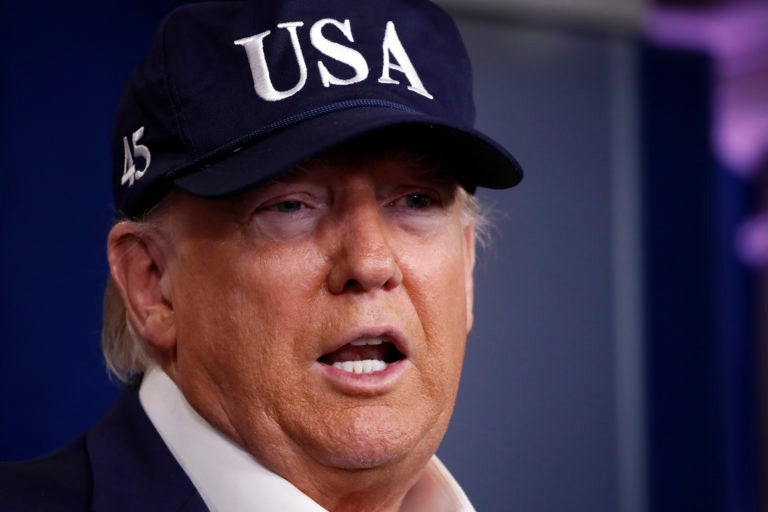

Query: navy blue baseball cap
<box><xmin>112</xmin><ymin>0</ymin><xmax>523</xmax><ymax>219</ymax></box>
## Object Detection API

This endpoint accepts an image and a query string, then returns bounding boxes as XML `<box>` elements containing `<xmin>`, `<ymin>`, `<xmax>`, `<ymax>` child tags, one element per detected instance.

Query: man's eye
<box><xmin>273</xmin><ymin>200</ymin><xmax>304</xmax><ymax>213</ymax></box>
<box><xmin>403</xmin><ymin>194</ymin><xmax>434</xmax><ymax>209</ymax></box>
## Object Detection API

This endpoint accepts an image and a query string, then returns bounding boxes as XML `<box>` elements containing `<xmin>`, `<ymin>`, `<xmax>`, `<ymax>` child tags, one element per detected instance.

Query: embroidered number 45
<box><xmin>120</xmin><ymin>126</ymin><xmax>151</xmax><ymax>187</ymax></box>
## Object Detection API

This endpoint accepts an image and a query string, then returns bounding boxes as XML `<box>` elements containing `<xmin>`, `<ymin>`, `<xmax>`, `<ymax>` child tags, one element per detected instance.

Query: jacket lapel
<box><xmin>86</xmin><ymin>381</ymin><xmax>208</xmax><ymax>512</ymax></box>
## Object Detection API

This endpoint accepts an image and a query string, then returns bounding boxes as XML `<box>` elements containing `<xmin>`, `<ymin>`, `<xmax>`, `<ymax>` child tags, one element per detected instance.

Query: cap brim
<box><xmin>173</xmin><ymin>105</ymin><xmax>523</xmax><ymax>198</ymax></box>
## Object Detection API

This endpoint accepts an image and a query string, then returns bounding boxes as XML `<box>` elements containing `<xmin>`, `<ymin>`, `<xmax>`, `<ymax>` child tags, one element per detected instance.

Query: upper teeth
<box><xmin>333</xmin><ymin>360</ymin><xmax>387</xmax><ymax>373</ymax></box>
<box><xmin>350</xmin><ymin>338</ymin><xmax>384</xmax><ymax>346</ymax></box>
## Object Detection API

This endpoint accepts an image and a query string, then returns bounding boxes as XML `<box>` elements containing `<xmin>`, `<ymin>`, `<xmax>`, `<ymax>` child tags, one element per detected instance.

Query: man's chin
<box><xmin>309</xmin><ymin>409</ymin><xmax>439</xmax><ymax>472</ymax></box>
<box><xmin>322</xmin><ymin>440</ymin><xmax>410</xmax><ymax>471</ymax></box>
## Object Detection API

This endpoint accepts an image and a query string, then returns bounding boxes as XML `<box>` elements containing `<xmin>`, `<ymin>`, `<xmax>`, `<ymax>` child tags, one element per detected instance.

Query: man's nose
<box><xmin>326</xmin><ymin>198</ymin><xmax>403</xmax><ymax>295</ymax></box>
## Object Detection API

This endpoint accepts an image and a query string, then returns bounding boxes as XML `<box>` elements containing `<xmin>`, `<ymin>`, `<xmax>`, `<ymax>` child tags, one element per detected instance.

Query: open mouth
<box><xmin>317</xmin><ymin>338</ymin><xmax>405</xmax><ymax>374</ymax></box>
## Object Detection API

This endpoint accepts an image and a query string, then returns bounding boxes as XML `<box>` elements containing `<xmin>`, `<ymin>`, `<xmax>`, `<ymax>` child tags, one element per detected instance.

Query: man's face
<box><xmin>157</xmin><ymin>148</ymin><xmax>476</xmax><ymax>481</ymax></box>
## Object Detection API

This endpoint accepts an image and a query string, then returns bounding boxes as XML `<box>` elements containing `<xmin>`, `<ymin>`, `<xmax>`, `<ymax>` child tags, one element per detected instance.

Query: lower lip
<box><xmin>312</xmin><ymin>359</ymin><xmax>409</xmax><ymax>394</ymax></box>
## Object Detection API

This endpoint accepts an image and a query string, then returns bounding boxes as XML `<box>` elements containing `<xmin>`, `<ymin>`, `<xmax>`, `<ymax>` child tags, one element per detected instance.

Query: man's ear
<box><xmin>107</xmin><ymin>221</ymin><xmax>176</xmax><ymax>353</ymax></box>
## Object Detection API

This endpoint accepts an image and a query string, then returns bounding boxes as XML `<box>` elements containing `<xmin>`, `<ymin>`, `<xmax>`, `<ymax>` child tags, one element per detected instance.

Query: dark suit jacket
<box><xmin>0</xmin><ymin>384</ymin><xmax>208</xmax><ymax>511</ymax></box>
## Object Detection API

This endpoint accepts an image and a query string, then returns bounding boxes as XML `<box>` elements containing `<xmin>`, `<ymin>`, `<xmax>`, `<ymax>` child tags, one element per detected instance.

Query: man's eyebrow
<box><xmin>409</xmin><ymin>165</ymin><xmax>456</xmax><ymax>184</ymax></box>
<box><xmin>272</xmin><ymin>163</ymin><xmax>320</xmax><ymax>184</ymax></box>
<box><xmin>387</xmin><ymin>159</ymin><xmax>459</xmax><ymax>189</ymax></box>
<box><xmin>231</xmin><ymin>165</ymin><xmax>316</xmax><ymax>205</ymax></box>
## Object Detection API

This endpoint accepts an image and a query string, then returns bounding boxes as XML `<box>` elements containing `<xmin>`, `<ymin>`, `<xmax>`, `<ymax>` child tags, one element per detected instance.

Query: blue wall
<box><xmin>640</xmin><ymin>45</ymin><xmax>757</xmax><ymax>512</ymax></box>
<box><xmin>0</xmin><ymin>1</ymin><xmax>172</xmax><ymax>460</ymax></box>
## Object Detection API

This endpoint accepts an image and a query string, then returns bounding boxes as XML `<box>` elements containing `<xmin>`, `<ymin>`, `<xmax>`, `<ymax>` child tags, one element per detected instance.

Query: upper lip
<box><xmin>317</xmin><ymin>326</ymin><xmax>410</xmax><ymax>361</ymax></box>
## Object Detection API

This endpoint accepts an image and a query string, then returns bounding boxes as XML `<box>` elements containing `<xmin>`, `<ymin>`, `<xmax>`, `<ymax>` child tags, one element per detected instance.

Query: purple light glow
<box><xmin>715</xmin><ymin>77</ymin><xmax>768</xmax><ymax>177</ymax></box>
<box><xmin>736</xmin><ymin>213</ymin><xmax>768</xmax><ymax>267</ymax></box>
<box><xmin>646</xmin><ymin>2</ymin><xmax>768</xmax><ymax>177</ymax></box>
<box><xmin>645</xmin><ymin>4</ymin><xmax>768</xmax><ymax>61</ymax></box>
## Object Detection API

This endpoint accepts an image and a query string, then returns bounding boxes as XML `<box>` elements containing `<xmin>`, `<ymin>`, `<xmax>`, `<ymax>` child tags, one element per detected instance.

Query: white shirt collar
<box><xmin>139</xmin><ymin>366</ymin><xmax>475</xmax><ymax>512</ymax></box>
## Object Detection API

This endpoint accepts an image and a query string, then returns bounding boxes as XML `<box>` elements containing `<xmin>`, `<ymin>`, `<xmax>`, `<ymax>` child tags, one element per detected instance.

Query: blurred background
<box><xmin>1</xmin><ymin>0</ymin><xmax>766</xmax><ymax>510</ymax></box>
